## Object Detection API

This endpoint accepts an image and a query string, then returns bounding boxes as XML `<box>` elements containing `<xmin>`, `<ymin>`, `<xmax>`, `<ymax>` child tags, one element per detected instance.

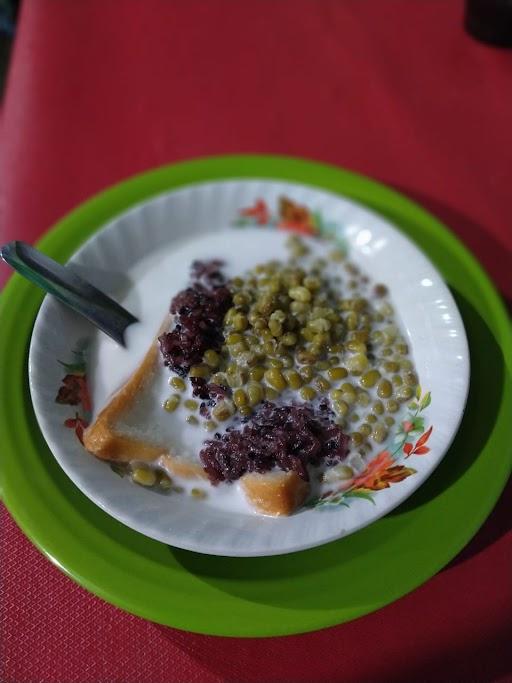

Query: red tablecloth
<box><xmin>1</xmin><ymin>2</ymin><xmax>511</xmax><ymax>682</ymax></box>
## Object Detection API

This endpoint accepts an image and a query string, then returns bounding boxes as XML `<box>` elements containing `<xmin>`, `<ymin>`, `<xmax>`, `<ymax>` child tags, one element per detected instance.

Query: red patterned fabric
<box><xmin>0</xmin><ymin>2</ymin><xmax>511</xmax><ymax>682</ymax></box>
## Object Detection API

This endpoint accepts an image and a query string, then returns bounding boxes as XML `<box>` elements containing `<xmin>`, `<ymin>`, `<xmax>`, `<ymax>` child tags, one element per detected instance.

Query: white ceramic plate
<box><xmin>29</xmin><ymin>180</ymin><xmax>469</xmax><ymax>556</ymax></box>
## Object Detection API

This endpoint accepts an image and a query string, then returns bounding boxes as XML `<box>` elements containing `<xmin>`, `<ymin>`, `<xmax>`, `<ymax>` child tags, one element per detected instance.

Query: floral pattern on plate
<box><xmin>55</xmin><ymin>339</ymin><xmax>91</xmax><ymax>444</ymax></box>
<box><xmin>308</xmin><ymin>388</ymin><xmax>433</xmax><ymax>509</ymax></box>
<box><xmin>234</xmin><ymin>196</ymin><xmax>348</xmax><ymax>253</ymax></box>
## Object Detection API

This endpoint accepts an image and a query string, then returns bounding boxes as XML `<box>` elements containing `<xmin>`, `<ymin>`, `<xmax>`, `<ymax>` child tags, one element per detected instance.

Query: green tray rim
<box><xmin>0</xmin><ymin>154</ymin><xmax>510</xmax><ymax>637</ymax></box>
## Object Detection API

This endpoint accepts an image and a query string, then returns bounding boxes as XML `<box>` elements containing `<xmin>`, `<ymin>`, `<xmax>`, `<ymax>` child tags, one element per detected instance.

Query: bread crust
<box><xmin>83</xmin><ymin>322</ymin><xmax>307</xmax><ymax>515</ymax></box>
<box><xmin>241</xmin><ymin>471</ymin><xmax>309</xmax><ymax>516</ymax></box>
<box><xmin>83</xmin><ymin>342</ymin><xmax>169</xmax><ymax>461</ymax></box>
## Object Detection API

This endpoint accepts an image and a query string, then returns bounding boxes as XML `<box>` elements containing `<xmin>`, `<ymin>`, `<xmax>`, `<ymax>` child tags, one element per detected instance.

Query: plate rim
<box><xmin>1</xmin><ymin>154</ymin><xmax>511</xmax><ymax>636</ymax></box>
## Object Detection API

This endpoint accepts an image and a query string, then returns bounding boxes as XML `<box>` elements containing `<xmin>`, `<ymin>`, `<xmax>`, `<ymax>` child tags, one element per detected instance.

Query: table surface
<box><xmin>1</xmin><ymin>2</ymin><xmax>511</xmax><ymax>682</ymax></box>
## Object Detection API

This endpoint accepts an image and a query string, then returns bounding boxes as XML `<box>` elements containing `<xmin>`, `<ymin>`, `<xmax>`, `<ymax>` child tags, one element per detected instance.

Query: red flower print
<box><xmin>56</xmin><ymin>374</ymin><xmax>91</xmax><ymax>413</ymax></box>
<box><xmin>277</xmin><ymin>197</ymin><xmax>316</xmax><ymax>235</ymax></box>
<box><xmin>352</xmin><ymin>450</ymin><xmax>393</xmax><ymax>485</ymax></box>
<box><xmin>403</xmin><ymin>426</ymin><xmax>433</xmax><ymax>458</ymax></box>
<box><xmin>402</xmin><ymin>420</ymin><xmax>414</xmax><ymax>433</ymax></box>
<box><xmin>240</xmin><ymin>199</ymin><xmax>269</xmax><ymax>225</ymax></box>
<box><xmin>64</xmin><ymin>413</ymin><xmax>89</xmax><ymax>445</ymax></box>
<box><xmin>351</xmin><ymin>450</ymin><xmax>416</xmax><ymax>492</ymax></box>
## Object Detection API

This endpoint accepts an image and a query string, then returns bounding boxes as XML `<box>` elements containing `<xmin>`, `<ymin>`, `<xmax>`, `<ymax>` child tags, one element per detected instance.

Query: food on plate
<box><xmin>83</xmin><ymin>232</ymin><xmax>418</xmax><ymax>516</ymax></box>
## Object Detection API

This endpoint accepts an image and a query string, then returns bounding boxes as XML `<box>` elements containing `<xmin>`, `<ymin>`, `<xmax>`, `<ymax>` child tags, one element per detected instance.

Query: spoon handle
<box><xmin>0</xmin><ymin>241</ymin><xmax>138</xmax><ymax>346</ymax></box>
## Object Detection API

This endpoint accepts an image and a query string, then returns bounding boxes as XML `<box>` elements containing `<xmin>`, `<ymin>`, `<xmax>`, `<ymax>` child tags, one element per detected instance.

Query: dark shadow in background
<box><xmin>445</xmin><ymin>475</ymin><xmax>511</xmax><ymax>571</ymax></box>
<box><xmin>0</xmin><ymin>0</ymin><xmax>19</xmax><ymax>99</ymax></box>
<box><xmin>154</xmin><ymin>612</ymin><xmax>512</xmax><ymax>683</ymax></box>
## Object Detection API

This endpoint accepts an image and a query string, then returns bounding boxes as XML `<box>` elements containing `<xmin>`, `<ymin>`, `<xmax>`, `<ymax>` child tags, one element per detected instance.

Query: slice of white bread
<box><xmin>83</xmin><ymin>335</ymin><xmax>310</xmax><ymax>515</ymax></box>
